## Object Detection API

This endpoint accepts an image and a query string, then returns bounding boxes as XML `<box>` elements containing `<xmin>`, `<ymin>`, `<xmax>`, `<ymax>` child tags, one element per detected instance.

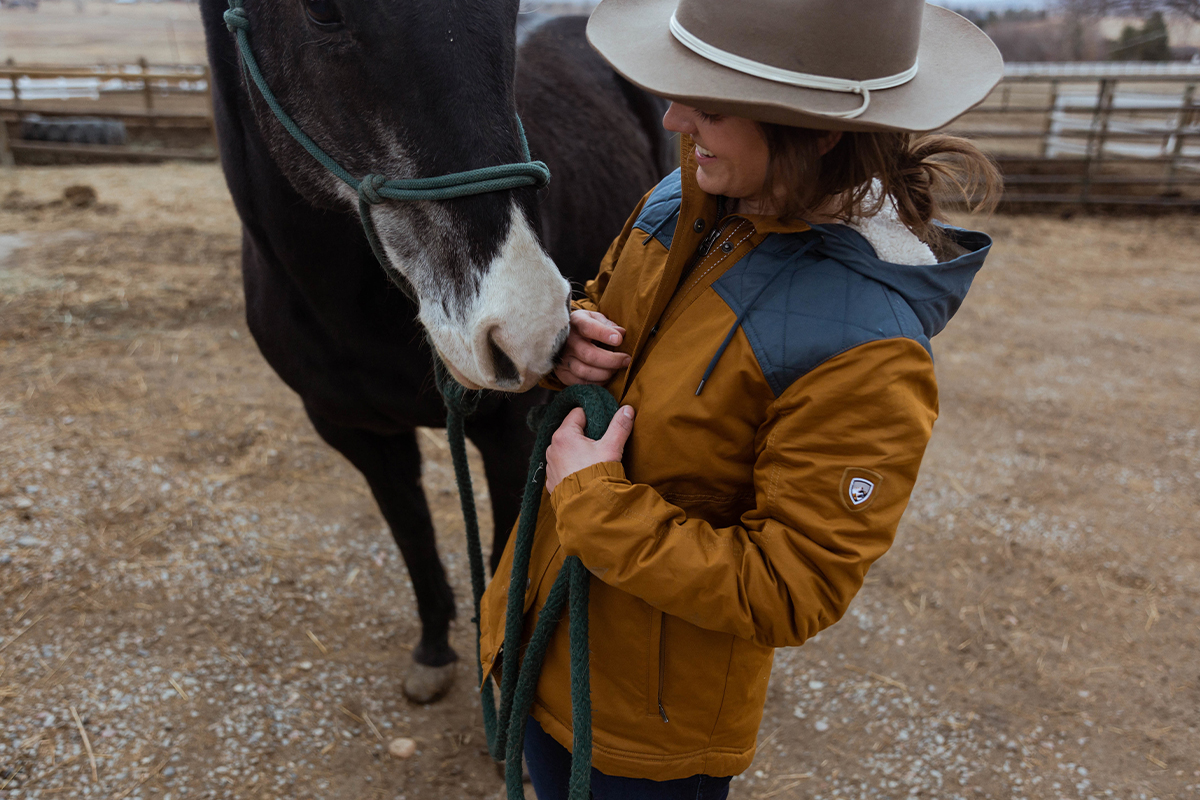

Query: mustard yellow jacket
<box><xmin>479</xmin><ymin>139</ymin><xmax>992</xmax><ymax>780</ymax></box>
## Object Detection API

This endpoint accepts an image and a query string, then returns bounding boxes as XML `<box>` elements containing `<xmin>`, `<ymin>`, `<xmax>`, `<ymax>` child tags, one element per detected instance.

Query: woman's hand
<box><xmin>553</xmin><ymin>310</ymin><xmax>632</xmax><ymax>386</ymax></box>
<box><xmin>545</xmin><ymin>405</ymin><xmax>635</xmax><ymax>494</ymax></box>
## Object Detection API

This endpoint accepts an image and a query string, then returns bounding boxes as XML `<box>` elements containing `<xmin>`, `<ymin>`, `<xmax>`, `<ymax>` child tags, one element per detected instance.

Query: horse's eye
<box><xmin>303</xmin><ymin>0</ymin><xmax>342</xmax><ymax>27</ymax></box>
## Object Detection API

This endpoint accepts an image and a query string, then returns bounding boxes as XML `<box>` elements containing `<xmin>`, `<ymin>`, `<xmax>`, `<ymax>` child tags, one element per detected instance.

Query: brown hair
<box><xmin>757</xmin><ymin>124</ymin><xmax>1003</xmax><ymax>247</ymax></box>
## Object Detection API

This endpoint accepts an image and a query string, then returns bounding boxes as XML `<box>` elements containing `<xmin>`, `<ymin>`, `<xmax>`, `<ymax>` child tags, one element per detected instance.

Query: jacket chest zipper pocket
<box><xmin>647</xmin><ymin>610</ymin><xmax>668</xmax><ymax>722</ymax></box>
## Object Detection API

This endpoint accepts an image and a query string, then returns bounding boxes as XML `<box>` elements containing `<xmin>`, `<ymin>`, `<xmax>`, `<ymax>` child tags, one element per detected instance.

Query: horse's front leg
<box><xmin>305</xmin><ymin>408</ymin><xmax>458</xmax><ymax>704</ymax></box>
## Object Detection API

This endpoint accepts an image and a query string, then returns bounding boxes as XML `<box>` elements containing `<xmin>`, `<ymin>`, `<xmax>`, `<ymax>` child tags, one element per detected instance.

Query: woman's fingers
<box><xmin>598</xmin><ymin>406</ymin><xmax>635</xmax><ymax>455</ymax></box>
<box><xmin>553</xmin><ymin>310</ymin><xmax>631</xmax><ymax>385</ymax></box>
<box><xmin>565</xmin><ymin>336</ymin><xmax>630</xmax><ymax>371</ymax></box>
<box><xmin>544</xmin><ymin>405</ymin><xmax>632</xmax><ymax>494</ymax></box>
<box><xmin>554</xmin><ymin>407</ymin><xmax>588</xmax><ymax>441</ymax></box>
<box><xmin>571</xmin><ymin>310</ymin><xmax>626</xmax><ymax>347</ymax></box>
<box><xmin>560</xmin><ymin>356</ymin><xmax>620</xmax><ymax>385</ymax></box>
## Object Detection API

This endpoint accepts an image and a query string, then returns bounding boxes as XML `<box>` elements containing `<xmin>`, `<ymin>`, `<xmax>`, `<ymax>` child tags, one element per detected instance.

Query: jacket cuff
<box><xmin>549</xmin><ymin>461</ymin><xmax>627</xmax><ymax>516</ymax></box>
<box><xmin>538</xmin><ymin>372</ymin><xmax>567</xmax><ymax>392</ymax></box>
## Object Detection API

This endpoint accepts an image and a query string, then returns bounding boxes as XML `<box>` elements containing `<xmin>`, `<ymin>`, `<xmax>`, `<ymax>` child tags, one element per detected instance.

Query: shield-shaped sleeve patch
<box><xmin>839</xmin><ymin>467</ymin><xmax>884</xmax><ymax>512</ymax></box>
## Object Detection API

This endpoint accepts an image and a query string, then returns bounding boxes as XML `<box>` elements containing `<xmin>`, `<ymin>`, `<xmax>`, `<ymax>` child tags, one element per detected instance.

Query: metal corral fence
<box><xmin>948</xmin><ymin>62</ymin><xmax>1200</xmax><ymax>208</ymax></box>
<box><xmin>2</xmin><ymin>59</ymin><xmax>1198</xmax><ymax>208</ymax></box>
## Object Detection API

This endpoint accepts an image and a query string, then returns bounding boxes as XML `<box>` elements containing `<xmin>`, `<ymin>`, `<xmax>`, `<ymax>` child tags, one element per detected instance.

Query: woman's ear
<box><xmin>817</xmin><ymin>130</ymin><xmax>844</xmax><ymax>157</ymax></box>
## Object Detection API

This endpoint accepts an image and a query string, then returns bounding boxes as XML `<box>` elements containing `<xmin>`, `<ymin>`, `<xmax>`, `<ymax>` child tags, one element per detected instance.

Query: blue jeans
<box><xmin>523</xmin><ymin>717</ymin><xmax>733</xmax><ymax>800</ymax></box>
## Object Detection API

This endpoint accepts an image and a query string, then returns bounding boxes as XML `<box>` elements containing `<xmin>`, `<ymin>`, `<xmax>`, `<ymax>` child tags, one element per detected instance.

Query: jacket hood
<box><xmin>810</xmin><ymin>219</ymin><xmax>992</xmax><ymax>340</ymax></box>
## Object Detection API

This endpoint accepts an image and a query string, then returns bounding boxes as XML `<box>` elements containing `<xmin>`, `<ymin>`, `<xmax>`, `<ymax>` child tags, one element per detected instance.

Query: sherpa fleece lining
<box><xmin>845</xmin><ymin>181</ymin><xmax>937</xmax><ymax>267</ymax></box>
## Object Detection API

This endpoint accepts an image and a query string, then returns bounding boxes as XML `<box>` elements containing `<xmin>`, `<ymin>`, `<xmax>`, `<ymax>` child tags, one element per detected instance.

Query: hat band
<box><xmin>669</xmin><ymin>13</ymin><xmax>919</xmax><ymax>120</ymax></box>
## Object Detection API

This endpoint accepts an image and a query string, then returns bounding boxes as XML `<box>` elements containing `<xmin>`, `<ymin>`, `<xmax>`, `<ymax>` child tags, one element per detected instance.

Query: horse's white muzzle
<box><xmin>420</xmin><ymin>205</ymin><xmax>571</xmax><ymax>393</ymax></box>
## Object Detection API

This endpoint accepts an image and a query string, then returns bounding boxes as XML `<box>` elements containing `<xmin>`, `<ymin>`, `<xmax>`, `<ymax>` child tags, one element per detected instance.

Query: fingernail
<box><xmin>623</xmin><ymin>406</ymin><xmax>635</xmax><ymax>418</ymax></box>
<box><xmin>609</xmin><ymin>334</ymin><xmax>620</xmax><ymax>345</ymax></box>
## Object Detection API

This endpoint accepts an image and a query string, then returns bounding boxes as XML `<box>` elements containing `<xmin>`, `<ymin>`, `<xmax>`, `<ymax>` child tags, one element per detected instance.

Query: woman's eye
<box><xmin>303</xmin><ymin>0</ymin><xmax>342</xmax><ymax>27</ymax></box>
<box><xmin>697</xmin><ymin>110</ymin><xmax>722</xmax><ymax>123</ymax></box>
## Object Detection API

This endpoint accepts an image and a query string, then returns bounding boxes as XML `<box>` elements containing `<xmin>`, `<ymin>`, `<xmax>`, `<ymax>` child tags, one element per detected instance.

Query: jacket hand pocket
<box><xmin>646</xmin><ymin>609</ymin><xmax>668</xmax><ymax>722</ymax></box>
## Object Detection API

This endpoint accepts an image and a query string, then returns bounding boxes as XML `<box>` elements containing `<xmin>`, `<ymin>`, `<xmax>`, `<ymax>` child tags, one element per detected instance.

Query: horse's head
<box><xmin>224</xmin><ymin>0</ymin><xmax>569</xmax><ymax>392</ymax></box>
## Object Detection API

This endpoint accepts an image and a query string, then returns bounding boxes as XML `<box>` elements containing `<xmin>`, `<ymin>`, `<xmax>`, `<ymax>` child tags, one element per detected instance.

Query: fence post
<box><xmin>1041</xmin><ymin>79</ymin><xmax>1059</xmax><ymax>158</ymax></box>
<box><xmin>1082</xmin><ymin>78</ymin><xmax>1115</xmax><ymax>204</ymax></box>
<box><xmin>0</xmin><ymin>118</ymin><xmax>14</xmax><ymax>168</ymax></box>
<box><xmin>140</xmin><ymin>56</ymin><xmax>155</xmax><ymax>124</ymax></box>
<box><xmin>1165</xmin><ymin>83</ymin><xmax>1196</xmax><ymax>193</ymax></box>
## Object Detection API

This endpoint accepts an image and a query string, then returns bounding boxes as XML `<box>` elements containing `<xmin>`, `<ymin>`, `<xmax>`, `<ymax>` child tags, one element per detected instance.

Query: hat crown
<box><xmin>673</xmin><ymin>0</ymin><xmax>925</xmax><ymax>83</ymax></box>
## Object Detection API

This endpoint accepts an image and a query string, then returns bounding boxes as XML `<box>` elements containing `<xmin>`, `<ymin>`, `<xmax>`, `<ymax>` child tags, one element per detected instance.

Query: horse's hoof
<box><xmin>403</xmin><ymin>661</ymin><xmax>457</xmax><ymax>704</ymax></box>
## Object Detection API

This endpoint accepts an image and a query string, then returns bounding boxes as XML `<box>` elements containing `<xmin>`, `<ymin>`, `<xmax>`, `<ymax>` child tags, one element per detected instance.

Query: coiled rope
<box><xmin>437</xmin><ymin>362</ymin><xmax>614</xmax><ymax>800</ymax></box>
<box><xmin>222</xmin><ymin>0</ymin><xmax>551</xmax><ymax>300</ymax></box>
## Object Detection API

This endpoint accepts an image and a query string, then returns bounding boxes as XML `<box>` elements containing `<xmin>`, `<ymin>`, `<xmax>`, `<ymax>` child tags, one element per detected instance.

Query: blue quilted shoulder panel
<box><xmin>632</xmin><ymin>168</ymin><xmax>683</xmax><ymax>250</ymax></box>
<box><xmin>712</xmin><ymin>233</ymin><xmax>930</xmax><ymax>398</ymax></box>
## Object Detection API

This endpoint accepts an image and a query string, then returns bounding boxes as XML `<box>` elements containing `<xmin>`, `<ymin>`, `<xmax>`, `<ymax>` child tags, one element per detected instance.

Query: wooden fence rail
<box><xmin>1</xmin><ymin>60</ymin><xmax>1199</xmax><ymax>208</ymax></box>
<box><xmin>946</xmin><ymin>63</ymin><xmax>1200</xmax><ymax>207</ymax></box>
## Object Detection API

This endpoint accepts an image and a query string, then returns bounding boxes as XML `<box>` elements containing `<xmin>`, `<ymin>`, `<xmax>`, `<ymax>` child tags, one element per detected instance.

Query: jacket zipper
<box><xmin>657</xmin><ymin>620</ymin><xmax>668</xmax><ymax>723</ymax></box>
<box><xmin>681</xmin><ymin>201</ymin><xmax>729</xmax><ymax>283</ymax></box>
<box><xmin>644</xmin><ymin>205</ymin><xmax>733</xmax><ymax>350</ymax></box>
<box><xmin>620</xmin><ymin>199</ymin><xmax>728</xmax><ymax>396</ymax></box>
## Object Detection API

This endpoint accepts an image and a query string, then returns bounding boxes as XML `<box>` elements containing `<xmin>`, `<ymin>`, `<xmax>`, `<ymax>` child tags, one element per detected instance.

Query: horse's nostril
<box><xmin>488</xmin><ymin>330</ymin><xmax>521</xmax><ymax>386</ymax></box>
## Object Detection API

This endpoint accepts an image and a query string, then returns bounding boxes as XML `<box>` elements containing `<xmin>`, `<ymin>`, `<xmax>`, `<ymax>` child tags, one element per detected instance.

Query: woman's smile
<box><xmin>663</xmin><ymin>103</ymin><xmax>774</xmax><ymax>212</ymax></box>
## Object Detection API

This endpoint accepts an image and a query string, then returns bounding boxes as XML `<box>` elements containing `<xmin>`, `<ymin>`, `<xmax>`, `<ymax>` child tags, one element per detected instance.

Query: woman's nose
<box><xmin>661</xmin><ymin>102</ymin><xmax>696</xmax><ymax>135</ymax></box>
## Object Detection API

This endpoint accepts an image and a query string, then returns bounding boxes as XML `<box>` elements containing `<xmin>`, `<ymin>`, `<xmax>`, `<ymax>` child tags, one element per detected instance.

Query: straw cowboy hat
<box><xmin>586</xmin><ymin>0</ymin><xmax>1003</xmax><ymax>133</ymax></box>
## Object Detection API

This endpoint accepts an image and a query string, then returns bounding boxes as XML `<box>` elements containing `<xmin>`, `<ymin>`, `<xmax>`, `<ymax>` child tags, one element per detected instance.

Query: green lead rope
<box><xmin>222</xmin><ymin>0</ymin><xmax>552</xmax><ymax>300</ymax></box>
<box><xmin>437</xmin><ymin>362</ymin><xmax>615</xmax><ymax>800</ymax></box>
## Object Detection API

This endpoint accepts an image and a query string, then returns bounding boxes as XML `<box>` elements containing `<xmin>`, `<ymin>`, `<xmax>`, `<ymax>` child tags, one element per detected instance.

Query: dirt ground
<box><xmin>0</xmin><ymin>164</ymin><xmax>1197</xmax><ymax>800</ymax></box>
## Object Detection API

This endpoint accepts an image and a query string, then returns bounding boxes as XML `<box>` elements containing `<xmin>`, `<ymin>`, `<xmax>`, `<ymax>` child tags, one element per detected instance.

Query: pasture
<box><xmin>1</xmin><ymin>164</ymin><xmax>1197</xmax><ymax>800</ymax></box>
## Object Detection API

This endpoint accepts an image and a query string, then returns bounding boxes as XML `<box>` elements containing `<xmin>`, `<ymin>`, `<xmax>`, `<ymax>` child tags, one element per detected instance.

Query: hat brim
<box><xmin>586</xmin><ymin>0</ymin><xmax>1003</xmax><ymax>133</ymax></box>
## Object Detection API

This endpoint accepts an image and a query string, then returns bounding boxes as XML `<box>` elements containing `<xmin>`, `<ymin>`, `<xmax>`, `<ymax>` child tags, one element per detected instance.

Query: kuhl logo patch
<box><xmin>847</xmin><ymin>477</ymin><xmax>875</xmax><ymax>506</ymax></box>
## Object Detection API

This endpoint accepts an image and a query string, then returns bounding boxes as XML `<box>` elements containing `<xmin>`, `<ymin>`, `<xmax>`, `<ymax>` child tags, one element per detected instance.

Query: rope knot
<box><xmin>358</xmin><ymin>173</ymin><xmax>387</xmax><ymax>206</ymax></box>
<box><xmin>223</xmin><ymin>5</ymin><xmax>249</xmax><ymax>31</ymax></box>
<box><xmin>433</xmin><ymin>358</ymin><xmax>482</xmax><ymax>418</ymax></box>
<box><xmin>442</xmin><ymin>381</ymin><xmax>481</xmax><ymax>418</ymax></box>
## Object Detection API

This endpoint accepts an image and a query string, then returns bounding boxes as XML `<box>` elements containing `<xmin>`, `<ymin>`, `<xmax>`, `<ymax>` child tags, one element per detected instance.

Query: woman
<box><xmin>479</xmin><ymin>0</ymin><xmax>1003</xmax><ymax>797</ymax></box>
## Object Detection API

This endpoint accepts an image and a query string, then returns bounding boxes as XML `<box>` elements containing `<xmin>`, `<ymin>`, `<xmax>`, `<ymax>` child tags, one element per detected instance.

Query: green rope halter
<box><xmin>437</xmin><ymin>363</ymin><xmax>612</xmax><ymax>800</ymax></box>
<box><xmin>222</xmin><ymin>0</ymin><xmax>551</xmax><ymax>299</ymax></box>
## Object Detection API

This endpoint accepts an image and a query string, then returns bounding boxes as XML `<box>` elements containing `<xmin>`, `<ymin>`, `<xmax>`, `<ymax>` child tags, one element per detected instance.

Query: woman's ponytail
<box><xmin>885</xmin><ymin>134</ymin><xmax>1003</xmax><ymax>245</ymax></box>
<box><xmin>759</xmin><ymin>124</ymin><xmax>1004</xmax><ymax>247</ymax></box>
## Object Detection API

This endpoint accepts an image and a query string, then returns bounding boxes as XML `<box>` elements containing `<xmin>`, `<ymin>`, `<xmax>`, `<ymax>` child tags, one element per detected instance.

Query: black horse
<box><xmin>200</xmin><ymin>0</ymin><xmax>669</xmax><ymax>701</ymax></box>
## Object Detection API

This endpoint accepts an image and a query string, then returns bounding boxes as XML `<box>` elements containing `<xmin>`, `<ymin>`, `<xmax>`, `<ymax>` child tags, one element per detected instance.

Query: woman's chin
<box><xmin>695</xmin><ymin>166</ymin><xmax>746</xmax><ymax>203</ymax></box>
<box><xmin>694</xmin><ymin>167</ymin><xmax>725</xmax><ymax>198</ymax></box>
